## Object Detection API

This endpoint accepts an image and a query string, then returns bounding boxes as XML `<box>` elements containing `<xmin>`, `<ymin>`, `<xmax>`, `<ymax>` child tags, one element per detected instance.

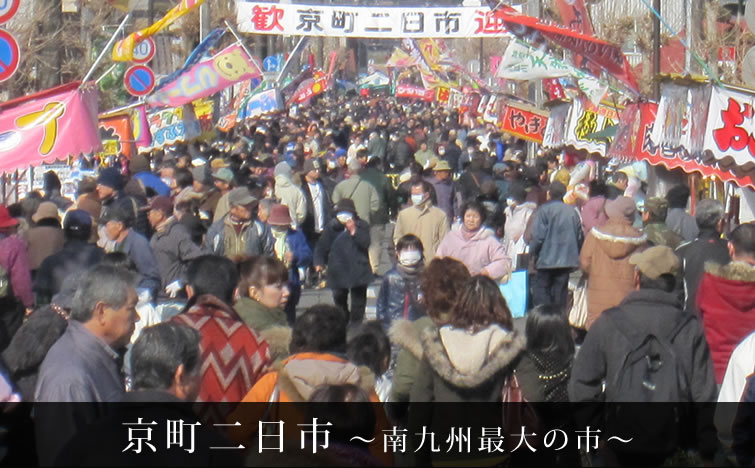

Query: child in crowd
<box><xmin>376</xmin><ymin>234</ymin><xmax>425</xmax><ymax>329</ymax></box>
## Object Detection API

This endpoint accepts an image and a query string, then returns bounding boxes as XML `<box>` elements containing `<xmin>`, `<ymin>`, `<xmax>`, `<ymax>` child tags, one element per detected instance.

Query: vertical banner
<box><xmin>543</xmin><ymin>101</ymin><xmax>572</xmax><ymax>148</ymax></box>
<box><xmin>132</xmin><ymin>105</ymin><xmax>153</xmax><ymax>153</ymax></box>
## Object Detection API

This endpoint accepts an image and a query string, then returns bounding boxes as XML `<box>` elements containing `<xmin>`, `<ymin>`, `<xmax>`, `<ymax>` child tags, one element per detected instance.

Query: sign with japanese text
<box><xmin>0</xmin><ymin>82</ymin><xmax>101</xmax><ymax>174</ymax></box>
<box><xmin>98</xmin><ymin>114</ymin><xmax>133</xmax><ymax>158</ymax></box>
<box><xmin>395</xmin><ymin>84</ymin><xmax>434</xmax><ymax>102</ymax></box>
<box><xmin>236</xmin><ymin>2</ymin><xmax>516</xmax><ymax>38</ymax></box>
<box><xmin>611</xmin><ymin>101</ymin><xmax>754</xmax><ymax>188</ymax></box>
<box><xmin>288</xmin><ymin>72</ymin><xmax>329</xmax><ymax>105</ymax></box>
<box><xmin>565</xmin><ymin>98</ymin><xmax>620</xmax><ymax>156</ymax></box>
<box><xmin>237</xmin><ymin>88</ymin><xmax>281</xmax><ymax>121</ymax></box>
<box><xmin>704</xmin><ymin>86</ymin><xmax>755</xmax><ymax>171</ymax></box>
<box><xmin>192</xmin><ymin>98</ymin><xmax>216</xmax><ymax>141</ymax></box>
<box><xmin>147</xmin><ymin>43</ymin><xmax>262</xmax><ymax>108</ymax></box>
<box><xmin>497</xmin><ymin>41</ymin><xmax>607</xmax><ymax>105</ymax></box>
<box><xmin>145</xmin><ymin>105</ymin><xmax>200</xmax><ymax>150</ymax></box>
<box><xmin>499</xmin><ymin>103</ymin><xmax>549</xmax><ymax>144</ymax></box>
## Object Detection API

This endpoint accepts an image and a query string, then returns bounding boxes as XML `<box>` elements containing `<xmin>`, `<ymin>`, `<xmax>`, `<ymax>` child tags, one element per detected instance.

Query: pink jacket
<box><xmin>580</xmin><ymin>196</ymin><xmax>608</xmax><ymax>235</ymax></box>
<box><xmin>436</xmin><ymin>227</ymin><xmax>511</xmax><ymax>280</ymax></box>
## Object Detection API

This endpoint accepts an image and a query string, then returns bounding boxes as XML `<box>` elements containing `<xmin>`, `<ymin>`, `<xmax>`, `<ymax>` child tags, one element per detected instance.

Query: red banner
<box><xmin>611</xmin><ymin>102</ymin><xmax>755</xmax><ymax>189</ymax></box>
<box><xmin>497</xmin><ymin>6</ymin><xmax>638</xmax><ymax>92</ymax></box>
<box><xmin>499</xmin><ymin>103</ymin><xmax>549</xmax><ymax>144</ymax></box>
<box><xmin>553</xmin><ymin>0</ymin><xmax>600</xmax><ymax>77</ymax></box>
<box><xmin>395</xmin><ymin>84</ymin><xmax>434</xmax><ymax>102</ymax></box>
<box><xmin>98</xmin><ymin>114</ymin><xmax>133</xmax><ymax>158</ymax></box>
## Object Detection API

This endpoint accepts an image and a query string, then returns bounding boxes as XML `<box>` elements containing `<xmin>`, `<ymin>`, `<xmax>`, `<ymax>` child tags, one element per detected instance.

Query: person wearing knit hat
<box><xmin>96</xmin><ymin>167</ymin><xmax>125</xmax><ymax>200</ymax></box>
<box><xmin>643</xmin><ymin>197</ymin><xmax>683</xmax><ymax>249</ymax></box>
<box><xmin>273</xmin><ymin>162</ymin><xmax>307</xmax><ymax>230</ymax></box>
<box><xmin>34</xmin><ymin>210</ymin><xmax>104</xmax><ymax>306</ymax></box>
<box><xmin>580</xmin><ymin>195</ymin><xmax>648</xmax><ymax>329</ymax></box>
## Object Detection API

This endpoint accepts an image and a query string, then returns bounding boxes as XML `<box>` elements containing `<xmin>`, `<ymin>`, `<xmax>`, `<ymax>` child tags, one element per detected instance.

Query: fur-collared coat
<box><xmin>697</xmin><ymin>261</ymin><xmax>755</xmax><ymax>383</ymax></box>
<box><xmin>580</xmin><ymin>219</ymin><xmax>648</xmax><ymax>329</ymax></box>
<box><xmin>410</xmin><ymin>324</ymin><xmax>525</xmax><ymax>403</ymax></box>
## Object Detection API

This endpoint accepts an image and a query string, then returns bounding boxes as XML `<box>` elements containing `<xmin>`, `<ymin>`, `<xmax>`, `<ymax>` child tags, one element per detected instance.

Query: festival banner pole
<box><xmin>81</xmin><ymin>14</ymin><xmax>131</xmax><ymax>85</ymax></box>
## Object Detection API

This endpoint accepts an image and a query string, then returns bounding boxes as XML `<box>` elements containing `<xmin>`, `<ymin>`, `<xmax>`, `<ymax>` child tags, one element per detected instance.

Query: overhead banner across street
<box><xmin>236</xmin><ymin>1</ymin><xmax>515</xmax><ymax>38</ymax></box>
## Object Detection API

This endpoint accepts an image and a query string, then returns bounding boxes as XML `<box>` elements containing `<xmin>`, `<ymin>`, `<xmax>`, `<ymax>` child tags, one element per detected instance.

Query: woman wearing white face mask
<box><xmin>313</xmin><ymin>198</ymin><xmax>373</xmax><ymax>326</ymax></box>
<box><xmin>503</xmin><ymin>182</ymin><xmax>537</xmax><ymax>268</ymax></box>
<box><xmin>376</xmin><ymin>234</ymin><xmax>425</xmax><ymax>330</ymax></box>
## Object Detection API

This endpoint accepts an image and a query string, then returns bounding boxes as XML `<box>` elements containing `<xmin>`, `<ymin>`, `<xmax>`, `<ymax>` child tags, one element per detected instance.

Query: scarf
<box><xmin>397</xmin><ymin>261</ymin><xmax>424</xmax><ymax>279</ymax></box>
<box><xmin>271</xmin><ymin>228</ymin><xmax>288</xmax><ymax>262</ymax></box>
<box><xmin>461</xmin><ymin>226</ymin><xmax>479</xmax><ymax>241</ymax></box>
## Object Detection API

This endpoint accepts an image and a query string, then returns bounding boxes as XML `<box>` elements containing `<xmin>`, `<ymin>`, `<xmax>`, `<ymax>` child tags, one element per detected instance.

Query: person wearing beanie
<box><xmin>273</xmin><ymin>162</ymin><xmax>307</xmax><ymax>230</ymax></box>
<box><xmin>97</xmin><ymin>167</ymin><xmax>150</xmax><ymax>239</ymax></box>
<box><xmin>580</xmin><ymin>196</ymin><xmax>648</xmax><ymax>329</ymax></box>
<box><xmin>129</xmin><ymin>154</ymin><xmax>170</xmax><ymax>197</ymax></box>
<box><xmin>25</xmin><ymin>202</ymin><xmax>65</xmax><ymax>273</ymax></box>
<box><xmin>528</xmin><ymin>181</ymin><xmax>584</xmax><ymax>311</ymax></box>
<box><xmin>33</xmin><ymin>210</ymin><xmax>104</xmax><ymax>306</ymax></box>
<box><xmin>42</xmin><ymin>171</ymin><xmax>72</xmax><ymax>211</ymax></box>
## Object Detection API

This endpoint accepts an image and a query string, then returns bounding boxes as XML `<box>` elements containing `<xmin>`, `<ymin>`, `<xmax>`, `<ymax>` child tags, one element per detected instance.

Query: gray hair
<box><xmin>70</xmin><ymin>265</ymin><xmax>138</xmax><ymax>322</ymax></box>
<box><xmin>695</xmin><ymin>199</ymin><xmax>724</xmax><ymax>230</ymax></box>
<box><xmin>130</xmin><ymin>322</ymin><xmax>201</xmax><ymax>391</ymax></box>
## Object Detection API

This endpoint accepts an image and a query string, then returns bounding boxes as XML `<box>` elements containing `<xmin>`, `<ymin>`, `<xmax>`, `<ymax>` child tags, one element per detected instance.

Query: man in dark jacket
<box><xmin>34</xmin><ymin>210</ymin><xmax>104</xmax><ymax>305</ymax></box>
<box><xmin>35</xmin><ymin>265</ymin><xmax>139</xmax><ymax>465</ymax></box>
<box><xmin>55</xmin><ymin>322</ymin><xmax>241</xmax><ymax>466</ymax></box>
<box><xmin>569</xmin><ymin>246</ymin><xmax>718</xmax><ymax>466</ymax></box>
<box><xmin>147</xmin><ymin>196</ymin><xmax>203</xmax><ymax>319</ymax></box>
<box><xmin>528</xmin><ymin>181</ymin><xmax>584</xmax><ymax>310</ymax></box>
<box><xmin>102</xmin><ymin>204</ymin><xmax>162</xmax><ymax>301</ymax></box>
<box><xmin>301</xmin><ymin>158</ymin><xmax>332</xmax><ymax>283</ymax></box>
<box><xmin>675</xmin><ymin>199</ymin><xmax>730</xmax><ymax>315</ymax></box>
<box><xmin>314</xmin><ymin>199</ymin><xmax>373</xmax><ymax>325</ymax></box>
<box><xmin>97</xmin><ymin>167</ymin><xmax>150</xmax><ymax>238</ymax></box>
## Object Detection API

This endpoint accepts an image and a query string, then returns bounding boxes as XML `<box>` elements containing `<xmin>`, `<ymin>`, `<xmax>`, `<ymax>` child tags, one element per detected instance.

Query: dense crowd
<box><xmin>0</xmin><ymin>94</ymin><xmax>753</xmax><ymax>466</ymax></box>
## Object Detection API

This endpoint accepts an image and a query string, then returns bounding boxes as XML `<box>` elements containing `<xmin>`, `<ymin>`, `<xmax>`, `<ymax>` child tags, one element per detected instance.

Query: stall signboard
<box><xmin>499</xmin><ymin>102</ymin><xmax>549</xmax><ymax>144</ymax></box>
<box><xmin>564</xmin><ymin>98</ymin><xmax>620</xmax><ymax>155</ymax></box>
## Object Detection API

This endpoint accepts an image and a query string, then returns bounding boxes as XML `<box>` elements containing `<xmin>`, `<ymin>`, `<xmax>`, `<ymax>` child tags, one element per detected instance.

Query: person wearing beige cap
<box><xmin>25</xmin><ymin>202</ymin><xmax>65</xmax><ymax>273</ymax></box>
<box><xmin>211</xmin><ymin>167</ymin><xmax>235</xmax><ymax>223</ymax></box>
<box><xmin>580</xmin><ymin>196</ymin><xmax>648</xmax><ymax>329</ymax></box>
<box><xmin>570</xmin><ymin>245</ymin><xmax>717</xmax><ymax>461</ymax></box>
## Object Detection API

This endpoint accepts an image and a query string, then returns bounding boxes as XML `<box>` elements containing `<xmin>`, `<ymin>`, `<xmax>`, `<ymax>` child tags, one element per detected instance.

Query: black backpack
<box><xmin>606</xmin><ymin>312</ymin><xmax>693</xmax><ymax>402</ymax></box>
<box><xmin>603</xmin><ymin>312</ymin><xmax>695</xmax><ymax>456</ymax></box>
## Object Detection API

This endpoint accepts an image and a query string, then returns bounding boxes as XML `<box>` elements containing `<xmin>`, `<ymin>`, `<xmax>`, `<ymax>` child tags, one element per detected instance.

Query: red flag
<box><xmin>496</xmin><ymin>6</ymin><xmax>638</xmax><ymax>92</ymax></box>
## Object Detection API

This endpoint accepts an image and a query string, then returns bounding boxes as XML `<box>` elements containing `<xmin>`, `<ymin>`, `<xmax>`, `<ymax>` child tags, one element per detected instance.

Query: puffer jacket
<box><xmin>232</xmin><ymin>352</ymin><xmax>391</xmax><ymax>465</ymax></box>
<box><xmin>234</xmin><ymin>296</ymin><xmax>291</xmax><ymax>361</ymax></box>
<box><xmin>580</xmin><ymin>219</ymin><xmax>647</xmax><ymax>329</ymax></box>
<box><xmin>436</xmin><ymin>227</ymin><xmax>511</xmax><ymax>280</ymax></box>
<box><xmin>274</xmin><ymin>175</ymin><xmax>307</xmax><ymax>228</ymax></box>
<box><xmin>697</xmin><ymin>261</ymin><xmax>755</xmax><ymax>383</ymax></box>
<box><xmin>376</xmin><ymin>266</ymin><xmax>424</xmax><ymax>329</ymax></box>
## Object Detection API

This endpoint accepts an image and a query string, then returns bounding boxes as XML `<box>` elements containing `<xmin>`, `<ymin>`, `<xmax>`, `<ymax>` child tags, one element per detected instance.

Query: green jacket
<box><xmin>235</xmin><ymin>297</ymin><xmax>291</xmax><ymax>361</ymax></box>
<box><xmin>388</xmin><ymin>316</ymin><xmax>434</xmax><ymax>403</ymax></box>
<box><xmin>644</xmin><ymin>222</ymin><xmax>683</xmax><ymax>249</ymax></box>
<box><xmin>360</xmin><ymin>167</ymin><xmax>395</xmax><ymax>225</ymax></box>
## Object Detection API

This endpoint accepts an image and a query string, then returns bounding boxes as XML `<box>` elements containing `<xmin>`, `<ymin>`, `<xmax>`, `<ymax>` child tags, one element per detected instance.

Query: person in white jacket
<box><xmin>715</xmin><ymin>331</ymin><xmax>755</xmax><ymax>465</ymax></box>
<box><xmin>273</xmin><ymin>162</ymin><xmax>307</xmax><ymax>230</ymax></box>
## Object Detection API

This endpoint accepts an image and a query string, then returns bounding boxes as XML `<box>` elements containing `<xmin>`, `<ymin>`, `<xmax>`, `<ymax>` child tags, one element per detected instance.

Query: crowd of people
<box><xmin>0</xmin><ymin>94</ymin><xmax>753</xmax><ymax>466</ymax></box>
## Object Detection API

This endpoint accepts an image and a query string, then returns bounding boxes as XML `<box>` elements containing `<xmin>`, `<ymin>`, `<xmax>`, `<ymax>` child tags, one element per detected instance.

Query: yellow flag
<box><xmin>112</xmin><ymin>0</ymin><xmax>206</xmax><ymax>62</ymax></box>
